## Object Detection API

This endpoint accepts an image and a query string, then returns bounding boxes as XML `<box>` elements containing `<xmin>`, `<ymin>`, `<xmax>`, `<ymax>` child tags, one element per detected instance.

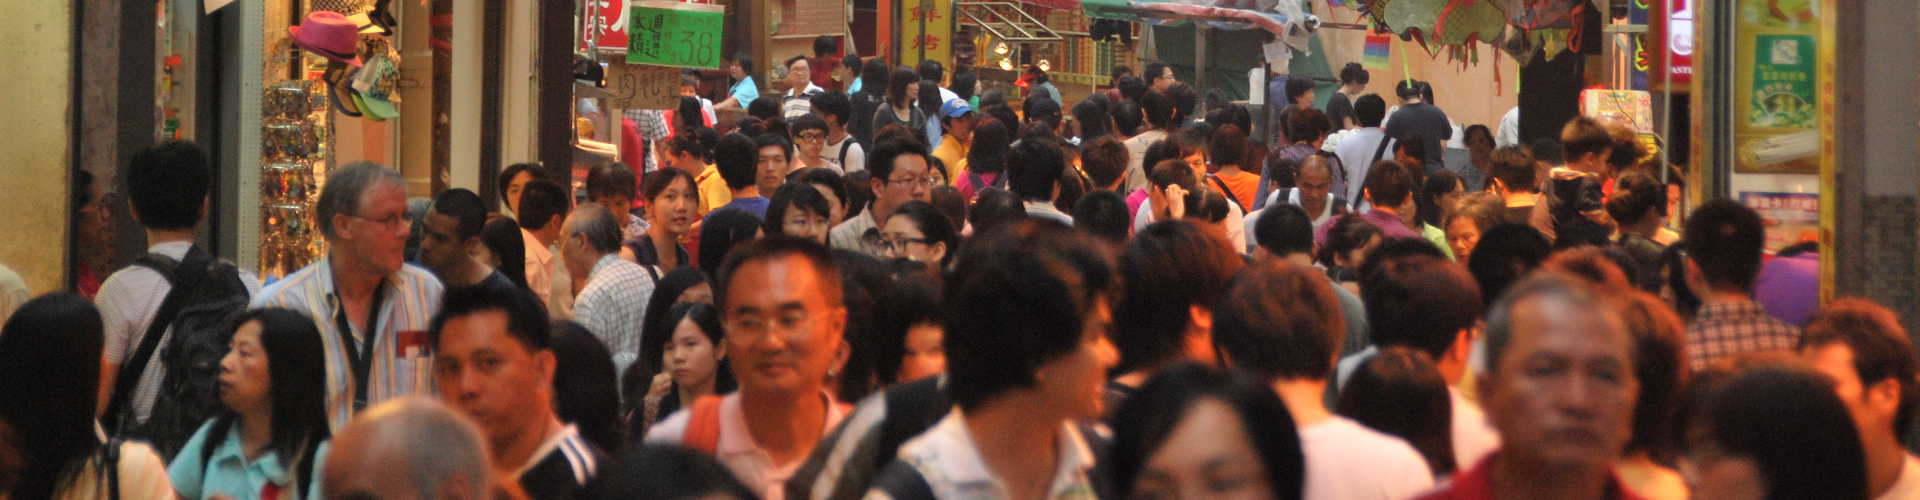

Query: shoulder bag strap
<box><xmin>104</xmin><ymin>248</ymin><xmax>213</xmax><ymax>429</ymax></box>
<box><xmin>1206</xmin><ymin>174</ymin><xmax>1246</xmax><ymax>213</ymax></box>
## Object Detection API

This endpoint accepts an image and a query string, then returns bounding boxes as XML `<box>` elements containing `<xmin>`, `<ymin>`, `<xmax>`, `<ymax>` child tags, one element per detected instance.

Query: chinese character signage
<box><xmin>626</xmin><ymin>1</ymin><xmax>725</xmax><ymax>69</ymax></box>
<box><xmin>606</xmin><ymin>63</ymin><xmax>681</xmax><ymax>109</ymax></box>
<box><xmin>1739</xmin><ymin>192</ymin><xmax>1818</xmax><ymax>253</ymax></box>
<box><xmin>581</xmin><ymin>0</ymin><xmax>629</xmax><ymax>53</ymax></box>
<box><xmin>1733</xmin><ymin>0</ymin><xmax>1818</xmax><ymax>173</ymax></box>
<box><xmin>899</xmin><ymin>0</ymin><xmax>952</xmax><ymax>68</ymax></box>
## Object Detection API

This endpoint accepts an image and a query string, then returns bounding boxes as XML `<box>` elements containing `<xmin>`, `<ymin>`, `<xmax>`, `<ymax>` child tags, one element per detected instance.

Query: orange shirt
<box><xmin>1211</xmin><ymin>168</ymin><xmax>1260</xmax><ymax>211</ymax></box>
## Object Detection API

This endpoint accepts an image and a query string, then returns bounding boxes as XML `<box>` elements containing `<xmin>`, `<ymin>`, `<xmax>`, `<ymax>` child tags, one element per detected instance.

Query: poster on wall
<box><xmin>1739</xmin><ymin>192</ymin><xmax>1818</xmax><ymax>253</ymax></box>
<box><xmin>898</xmin><ymin>0</ymin><xmax>953</xmax><ymax>68</ymax></box>
<box><xmin>1732</xmin><ymin>0</ymin><xmax>1818</xmax><ymax>173</ymax></box>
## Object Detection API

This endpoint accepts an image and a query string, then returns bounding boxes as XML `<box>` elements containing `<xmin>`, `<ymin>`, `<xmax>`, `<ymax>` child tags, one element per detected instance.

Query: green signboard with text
<box><xmin>626</xmin><ymin>1</ymin><xmax>725</xmax><ymax>69</ymax></box>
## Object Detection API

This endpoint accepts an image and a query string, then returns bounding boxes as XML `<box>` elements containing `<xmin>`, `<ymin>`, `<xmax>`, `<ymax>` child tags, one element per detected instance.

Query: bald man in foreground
<box><xmin>323</xmin><ymin>397</ymin><xmax>495</xmax><ymax>500</ymax></box>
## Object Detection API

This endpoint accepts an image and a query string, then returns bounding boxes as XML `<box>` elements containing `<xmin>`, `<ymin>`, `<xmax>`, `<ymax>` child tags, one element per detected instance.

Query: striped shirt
<box><xmin>251</xmin><ymin>256</ymin><xmax>445</xmax><ymax>432</ymax></box>
<box><xmin>516</xmin><ymin>424</ymin><xmax>603</xmax><ymax>500</ymax></box>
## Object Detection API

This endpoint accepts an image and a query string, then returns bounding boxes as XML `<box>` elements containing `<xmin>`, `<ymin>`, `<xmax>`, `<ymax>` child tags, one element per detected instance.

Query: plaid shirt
<box><xmin>1687</xmin><ymin>299</ymin><xmax>1802</xmax><ymax>370</ymax></box>
<box><xmin>572</xmin><ymin>254</ymin><xmax>658</xmax><ymax>377</ymax></box>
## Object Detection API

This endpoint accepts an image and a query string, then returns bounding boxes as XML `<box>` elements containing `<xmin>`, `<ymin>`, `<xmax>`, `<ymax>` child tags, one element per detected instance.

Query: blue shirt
<box><xmin>848</xmin><ymin>77</ymin><xmax>863</xmax><ymax>94</ymax></box>
<box><xmin>708</xmin><ymin>196</ymin><xmax>770</xmax><ymax>221</ymax></box>
<box><xmin>169</xmin><ymin>420</ymin><xmax>330</xmax><ymax>500</ymax></box>
<box><xmin>731</xmin><ymin>77</ymin><xmax>760</xmax><ymax>106</ymax></box>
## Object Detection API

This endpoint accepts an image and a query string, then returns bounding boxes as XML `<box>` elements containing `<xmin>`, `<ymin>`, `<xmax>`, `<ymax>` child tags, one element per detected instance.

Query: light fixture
<box><xmin>1037</xmin><ymin>59</ymin><xmax>1051</xmax><ymax>72</ymax></box>
<box><xmin>999</xmin><ymin>58</ymin><xmax>1014</xmax><ymax>71</ymax></box>
<box><xmin>994</xmin><ymin>42</ymin><xmax>1010</xmax><ymax>55</ymax></box>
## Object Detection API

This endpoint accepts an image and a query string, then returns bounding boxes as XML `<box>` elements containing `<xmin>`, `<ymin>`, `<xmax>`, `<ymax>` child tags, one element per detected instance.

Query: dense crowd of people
<box><xmin>4</xmin><ymin>50</ymin><xmax>1916</xmax><ymax>500</ymax></box>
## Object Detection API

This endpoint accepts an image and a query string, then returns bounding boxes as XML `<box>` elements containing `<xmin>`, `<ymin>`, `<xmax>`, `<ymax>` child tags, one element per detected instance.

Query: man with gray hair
<box><xmin>253</xmin><ymin>162</ymin><xmax>445</xmax><ymax>431</ymax></box>
<box><xmin>562</xmin><ymin>204</ymin><xmax>657</xmax><ymax>375</ymax></box>
<box><xmin>323</xmin><ymin>397</ymin><xmax>493</xmax><ymax>500</ymax></box>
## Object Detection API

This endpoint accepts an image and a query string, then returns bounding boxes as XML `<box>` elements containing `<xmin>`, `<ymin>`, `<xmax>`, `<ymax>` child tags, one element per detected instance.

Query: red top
<box><xmin>812</xmin><ymin>55</ymin><xmax>843</xmax><ymax>92</ymax></box>
<box><xmin>1416</xmin><ymin>453</ymin><xmax>1648</xmax><ymax>500</ymax></box>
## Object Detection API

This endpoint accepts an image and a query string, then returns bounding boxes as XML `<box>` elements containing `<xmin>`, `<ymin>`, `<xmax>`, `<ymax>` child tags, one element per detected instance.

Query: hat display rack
<box><xmin>257</xmin><ymin>3</ymin><xmax>375</xmax><ymax>280</ymax></box>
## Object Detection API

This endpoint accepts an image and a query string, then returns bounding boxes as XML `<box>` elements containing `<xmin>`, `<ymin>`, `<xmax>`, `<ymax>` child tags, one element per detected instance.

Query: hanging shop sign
<box><xmin>899</xmin><ymin>0</ymin><xmax>954</xmax><ymax>68</ymax></box>
<box><xmin>1647</xmin><ymin>0</ymin><xmax>1693</xmax><ymax>91</ymax></box>
<box><xmin>606</xmin><ymin>63</ymin><xmax>682</xmax><ymax>109</ymax></box>
<box><xmin>627</xmin><ymin>1</ymin><xmax>726</xmax><ymax>69</ymax></box>
<box><xmin>582</xmin><ymin>0</ymin><xmax>630</xmax><ymax>52</ymax></box>
<box><xmin>1732</xmin><ymin>0</ymin><xmax>1817</xmax><ymax>173</ymax></box>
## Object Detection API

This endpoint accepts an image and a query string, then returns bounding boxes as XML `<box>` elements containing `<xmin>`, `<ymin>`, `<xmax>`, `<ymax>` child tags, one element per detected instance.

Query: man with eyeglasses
<box><xmin>646</xmin><ymin>237</ymin><xmax>850</xmax><ymax>500</ymax></box>
<box><xmin>831</xmin><ymin>137</ymin><xmax>934</xmax><ymax>256</ymax></box>
<box><xmin>254</xmin><ymin>162</ymin><xmax>446</xmax><ymax>431</ymax></box>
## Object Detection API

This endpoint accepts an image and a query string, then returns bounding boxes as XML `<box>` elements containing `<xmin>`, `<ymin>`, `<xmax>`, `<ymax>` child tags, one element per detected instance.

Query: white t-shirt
<box><xmin>1496</xmin><ymin>107</ymin><xmax>1521</xmax><ymax>148</ymax></box>
<box><xmin>98</xmin><ymin>241</ymin><xmax>262</xmax><ymax>422</ymax></box>
<box><xmin>826</xmin><ymin>136</ymin><xmax>866</xmax><ymax>173</ymax></box>
<box><xmin>1299</xmin><ymin>417</ymin><xmax>1435</xmax><ymax>500</ymax></box>
<box><xmin>1880</xmin><ymin>454</ymin><xmax>1920</xmax><ymax>500</ymax></box>
<box><xmin>1449</xmin><ymin>388</ymin><xmax>1501</xmax><ymax>469</ymax></box>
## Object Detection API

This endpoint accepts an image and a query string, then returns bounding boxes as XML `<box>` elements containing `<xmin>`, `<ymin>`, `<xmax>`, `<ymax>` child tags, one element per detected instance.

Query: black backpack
<box><xmin>103</xmin><ymin>244</ymin><xmax>251</xmax><ymax>459</ymax></box>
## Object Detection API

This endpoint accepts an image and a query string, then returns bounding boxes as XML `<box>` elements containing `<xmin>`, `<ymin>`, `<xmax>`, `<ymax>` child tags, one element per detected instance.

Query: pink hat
<box><xmin>289</xmin><ymin>11</ymin><xmax>362</xmax><ymax>67</ymax></box>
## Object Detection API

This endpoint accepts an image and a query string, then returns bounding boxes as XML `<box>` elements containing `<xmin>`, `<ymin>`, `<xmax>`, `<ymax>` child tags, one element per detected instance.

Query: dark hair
<box><xmin>1682</xmin><ymin>199</ymin><xmax>1766</xmax><ymax>291</ymax></box>
<box><xmin>887</xmin><ymin>67</ymin><xmax>920</xmax><ymax>108</ymax></box>
<box><xmin>1080</xmin><ymin>136</ymin><xmax>1130</xmax><ymax>189</ymax></box>
<box><xmin>637</xmin><ymin>302</ymin><xmax>734</xmax><ymax>424</ymax></box>
<box><xmin>1363</xmin><ymin>160</ymin><xmax>1415</xmax><ymax>207</ymax></box>
<box><xmin>1560</xmin><ymin>116</ymin><xmax>1614</xmax><ymax>161</ymax></box>
<box><xmin>1255</xmin><ymin>204</ymin><xmax>1314</xmax><ymax>257</ymax></box>
<box><xmin>918</xmin><ymin>79</ymin><xmax>944</xmax><ymax>118</ymax></box>
<box><xmin>1592</xmin><ymin>169</ymin><xmax>1658</xmax><ymax>225</ymax></box>
<box><xmin>712</xmin><ymin>133</ymin><xmax>759</xmax><ymax>191</ymax></box>
<box><xmin>498</xmin><ymin>162</ymin><xmax>552</xmax><ymax>207</ymax></box>
<box><xmin>930</xmin><ymin>185</ymin><xmax>967</xmax><ymax>232</ymax></box>
<box><xmin>983</xmin><ymin>104</ymin><xmax>1021</xmax><ymax>139</ymax></box>
<box><xmin>860</xmin><ymin>58</ymin><xmax>891</xmax><ymax>95</ymax></box>
<box><xmin>1339</xmin><ymin>63</ymin><xmax>1370</xmax><ymax>85</ymax></box>
<box><xmin>126</xmin><ymin>140</ymin><xmax>213</xmax><ymax>230</ymax></box>
<box><xmin>431</xmin><ymin>283</ymin><xmax>552</xmax><ymax>354</ymax></box>
<box><xmin>1110</xmin><ymin>364</ymin><xmax>1306</xmax><ymax>500</ymax></box>
<box><xmin>1529</xmin><ymin>137</ymin><xmax>1565</xmax><ymax>165</ymax></box>
<box><xmin>1360</xmin><ymin>252</ymin><xmax>1482</xmax><ymax>359</ymax></box>
<box><xmin>868</xmin><ymin>136</ymin><xmax>933</xmax><ymax>188</ymax></box>
<box><xmin>432</xmin><ymin>188</ymin><xmax>489</xmax><ymax>241</ymax></box>
<box><xmin>1466</xmin><ymin>223</ymin><xmax>1552</xmax><ymax>309</ymax></box>
<box><xmin>197</xmin><ymin>308</ymin><xmax>333</xmax><ymax>498</ymax></box>
<box><xmin>1116</xmin><ymin>221</ymin><xmax>1244</xmax><ymax>373</ymax></box>
<box><xmin>1464</xmin><ymin>124</ymin><xmax>1494</xmax><ymax>147</ymax></box>
<box><xmin>1140</xmin><ymin>91</ymin><xmax>1174</xmax><ymax>130</ymax></box>
<box><xmin>1073</xmin><ymin>190</ymin><xmax>1131</xmax><ymax>243</ymax></box>
<box><xmin>1144</xmin><ymin>62</ymin><xmax>1172</xmax><ymax>85</ymax></box>
<box><xmin>1113</xmin><ymin>100</ymin><xmax>1145</xmax><ymax>136</ymax></box>
<box><xmin>844</xmin><ymin>170</ymin><xmax>874</xmax><ymax>220</ymax></box>
<box><xmin>515</xmin><ymin>179</ymin><xmax>570</xmax><ymax>231</ymax></box>
<box><xmin>1489</xmin><ymin>145</ymin><xmax>1539</xmax><ymax>193</ymax></box>
<box><xmin>792</xmin><ymin>166</ymin><xmax>849</xmax><ymax>213</ymax></box>
<box><xmin>729</xmin><ymin>51</ymin><xmax>755</xmax><ymax>79</ymax></box>
<box><xmin>1110</xmin><ymin>65</ymin><xmax>1134</xmax><ymax>83</ymax></box>
<box><xmin>628</xmin><ymin>269</ymin><xmax>714</xmax><ymax>396</ymax></box>
<box><xmin>1315</xmin><ymin>214</ymin><xmax>1382</xmax><ymax>268</ymax></box>
<box><xmin>641</xmin><ymin>168</ymin><xmax>697</xmax><ymax>207</ymax></box>
<box><xmin>0</xmin><ymin>294</ymin><xmax>106</xmax><ymax>499</ymax></box>
<box><xmin>1543</xmin><ymin>247</ymin><xmax>1632</xmax><ymax>290</ymax></box>
<box><xmin>1072</xmin><ymin>99</ymin><xmax>1113</xmax><ymax>142</ymax></box>
<box><xmin>1396</xmin><ymin>134</ymin><xmax>1428</xmax><ymax>164</ymax></box>
<box><xmin>549</xmin><ymin>321</ymin><xmax>625</xmax><ymax>454</ymax></box>
<box><xmin>1802</xmin><ymin>298</ymin><xmax>1919</xmax><ymax>437</ymax></box>
<box><xmin>813</xmin><ymin>90</ymin><xmax>853</xmax><ymax>126</ymax></box>
<box><xmin>716</xmin><ymin>237</ymin><xmax>842</xmax><ymax>316</ymax></box>
<box><xmin>318</xmin><ymin>162</ymin><xmax>405</xmax><ymax>238</ymax></box>
<box><xmin>481</xmin><ymin>215</ymin><xmax>530</xmax><ymax>290</ymax></box>
<box><xmin>747</xmin><ymin>96</ymin><xmax>782</xmax><ymax>121</ymax></box>
<box><xmin>674</xmin><ymin>97</ymin><xmax>707</xmax><ymax>132</ymax></box>
<box><xmin>765</xmin><ymin>182</ymin><xmax>833</xmax><ymax>238</ymax></box>
<box><xmin>944</xmin><ymin>222</ymin><xmax>1117</xmax><ymax>410</ymax></box>
<box><xmin>1617</xmin><ymin>291</ymin><xmax>1689</xmax><ymax>464</ymax></box>
<box><xmin>586</xmin><ymin>163</ymin><xmax>638</xmax><ymax>202</ymax></box>
<box><xmin>1007</xmin><ymin>138</ymin><xmax>1067</xmax><ymax>202</ymax></box>
<box><xmin>1165</xmin><ymin>83</ymin><xmax>1198</xmax><ymax>124</ymax></box>
<box><xmin>887</xmin><ymin>200</ymin><xmax>959</xmax><ymax>267</ymax></box>
<box><xmin>1694</xmin><ymin>367</ymin><xmax>1869</xmax><ymax>500</ymax></box>
<box><xmin>916</xmin><ymin>60</ymin><xmax>944</xmax><ymax>83</ymax></box>
<box><xmin>1395</xmin><ymin>79</ymin><xmax>1423</xmax><ymax>100</ymax></box>
<box><xmin>1417</xmin><ymin>170</ymin><xmax>1463</xmax><ymax>228</ymax></box>
<box><xmin>842</xmin><ymin>53</ymin><xmax>862</xmax><ymax>71</ymax></box>
<box><xmin>1209</xmin><ymin>124</ymin><xmax>1249</xmax><ymax>168</ymax></box>
<box><xmin>587</xmin><ymin>445</ymin><xmax>759</xmax><ymax>500</ymax></box>
<box><xmin>1213</xmin><ymin>261</ymin><xmax>1346</xmax><ymax>380</ymax></box>
<box><xmin>698</xmin><ymin>207</ymin><xmax>766</xmax><ymax>278</ymax></box>
<box><xmin>1284</xmin><ymin>75</ymin><xmax>1316</xmax><ymax>104</ymax></box>
<box><xmin>952</xmin><ymin>70</ymin><xmax>978</xmax><ymax>101</ymax></box>
<box><xmin>1354</xmin><ymin>94</ymin><xmax>1387</xmax><ymax>128</ymax></box>
<box><xmin>1337</xmin><ymin>347</ymin><xmax>1456</xmax><ymax>475</ymax></box>
<box><xmin>756</xmin><ymin>132</ymin><xmax>794</xmax><ymax>162</ymax></box>
<box><xmin>873</xmin><ymin>273</ymin><xmax>942</xmax><ymax>384</ymax></box>
<box><xmin>73</xmin><ymin>168</ymin><xmax>94</xmax><ymax>215</ymax></box>
<box><xmin>813</xmin><ymin>35</ymin><xmax>838</xmax><ymax>57</ymax></box>
<box><xmin>969</xmin><ymin>188</ymin><xmax>1027</xmax><ymax>232</ymax></box>
<box><xmin>1607</xmin><ymin>124</ymin><xmax>1644</xmax><ymax>170</ymax></box>
<box><xmin>1206</xmin><ymin>105</ymin><xmax>1254</xmax><ymax>138</ymax></box>
<box><xmin>1286</xmin><ymin>108</ymin><xmax>1332</xmax><ymax>145</ymax></box>
<box><xmin>1023</xmin><ymin>93</ymin><xmax>1064</xmax><ymax>132</ymax></box>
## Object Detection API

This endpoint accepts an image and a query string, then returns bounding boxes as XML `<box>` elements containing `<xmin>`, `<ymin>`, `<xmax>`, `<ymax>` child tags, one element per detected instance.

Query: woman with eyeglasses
<box><xmin>789</xmin><ymin>115</ymin><xmax>836</xmax><ymax>172</ymax></box>
<box><xmin>879</xmin><ymin>200</ymin><xmax>958</xmax><ymax>268</ymax></box>
<box><xmin>764</xmin><ymin>183</ymin><xmax>834</xmax><ymax>245</ymax></box>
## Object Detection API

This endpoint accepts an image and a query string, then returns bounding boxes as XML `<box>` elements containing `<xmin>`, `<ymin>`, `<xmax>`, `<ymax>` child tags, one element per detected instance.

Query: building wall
<box><xmin>0</xmin><ymin>2</ymin><xmax>74</xmax><ymax>293</ymax></box>
<box><xmin>1312</xmin><ymin>4</ymin><xmax>1520</xmax><ymax>130</ymax></box>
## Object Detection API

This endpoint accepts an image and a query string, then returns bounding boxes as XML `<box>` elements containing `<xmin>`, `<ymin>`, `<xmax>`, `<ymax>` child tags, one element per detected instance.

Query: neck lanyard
<box><xmin>333</xmin><ymin>282</ymin><xmax>389</xmax><ymax>413</ymax></box>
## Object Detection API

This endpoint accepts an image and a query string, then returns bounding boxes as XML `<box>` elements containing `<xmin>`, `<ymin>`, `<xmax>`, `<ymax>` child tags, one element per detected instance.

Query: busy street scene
<box><xmin>0</xmin><ymin>0</ymin><xmax>1916</xmax><ymax>498</ymax></box>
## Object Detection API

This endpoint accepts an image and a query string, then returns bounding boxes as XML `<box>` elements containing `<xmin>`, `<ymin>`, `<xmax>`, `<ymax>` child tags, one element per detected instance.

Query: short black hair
<box><xmin>1214</xmin><ymin>260</ymin><xmax>1347</xmax><ymax>380</ymax></box>
<box><xmin>784</xmin><ymin>55</ymin><xmax>809</xmax><ymax>73</ymax></box>
<box><xmin>791</xmin><ymin>167</ymin><xmax>848</xmax><ymax>212</ymax></box>
<box><xmin>841</xmin><ymin>53</ymin><xmax>862</xmax><ymax>71</ymax></box>
<box><xmin>1165</xmin><ymin>83</ymin><xmax>1197</xmax><ymax>123</ymax></box>
<box><xmin>1396</xmin><ymin>134</ymin><xmax>1428</xmax><ymax>163</ymax></box>
<box><xmin>1561</xmin><ymin>116</ymin><xmax>1614</xmax><ymax>161</ymax></box>
<box><xmin>916</xmin><ymin>59</ymin><xmax>944</xmax><ymax>84</ymax></box>
<box><xmin>1006</xmin><ymin>139</ymin><xmax>1066</xmax><ymax>202</ymax></box>
<box><xmin>1339</xmin><ymin>63</ymin><xmax>1371</xmax><ymax>85</ymax></box>
<box><xmin>747</xmin><ymin>96</ymin><xmax>782</xmax><ymax>121</ymax></box>
<box><xmin>1079</xmin><ymin>135</ymin><xmax>1130</xmax><ymax>189</ymax></box>
<box><xmin>1364</xmin><ymin>160</ymin><xmax>1415</xmax><ymax>207</ymax></box>
<box><xmin>1395</xmin><ymin>79</ymin><xmax>1422</xmax><ymax>99</ymax></box>
<box><xmin>715</xmin><ymin>236</ymin><xmax>844</xmax><ymax>311</ymax></box>
<box><xmin>1336</xmin><ymin>347</ymin><xmax>1456</xmax><ymax>476</ymax></box>
<box><xmin>430</xmin><ymin>283</ymin><xmax>552</xmax><ymax>353</ymax></box>
<box><xmin>713</xmin><ymin>133</ymin><xmax>759</xmax><ymax>191</ymax></box>
<box><xmin>730</xmin><ymin>51</ymin><xmax>755</xmax><ymax>77</ymax></box>
<box><xmin>1682</xmin><ymin>199</ymin><xmax>1766</xmax><ymax>291</ymax></box>
<box><xmin>1023</xmin><ymin>94</ymin><xmax>1063</xmax><ymax>132</ymax></box>
<box><xmin>789</xmin><ymin>114</ymin><xmax>829</xmax><ymax>137</ymax></box>
<box><xmin>1466</xmin><ymin>223</ymin><xmax>1552</xmax><ymax>309</ymax></box>
<box><xmin>1144</xmin><ymin>62</ymin><xmax>1172</xmax><ymax>86</ymax></box>
<box><xmin>968</xmin><ymin>188</ymin><xmax>1027</xmax><ymax>232</ymax></box>
<box><xmin>1315</xmin><ymin>214</ymin><xmax>1381</xmax><ymax>268</ymax></box>
<box><xmin>1489</xmin><ymin>145</ymin><xmax>1538</xmax><ymax>193</ymax></box>
<box><xmin>1695</xmin><ymin>367</ymin><xmax>1869</xmax><ymax>500</ymax></box>
<box><xmin>125</xmin><ymin>141</ymin><xmax>213</xmax><ymax>230</ymax></box>
<box><xmin>1802</xmin><ymin>298</ymin><xmax>1920</xmax><ymax>436</ymax></box>
<box><xmin>1209</xmin><ymin>124</ymin><xmax>1249</xmax><ymax>167</ymax></box>
<box><xmin>951</xmin><ymin>70</ymin><xmax>978</xmax><ymax>101</ymax></box>
<box><xmin>1254</xmin><ymin>204</ymin><xmax>1314</xmax><ymax>257</ymax></box>
<box><xmin>431</xmin><ymin>188</ymin><xmax>488</xmax><ymax>241</ymax></box>
<box><xmin>698</xmin><ymin>207</ymin><xmax>765</xmax><ymax>278</ymax></box>
<box><xmin>890</xmin><ymin>201</ymin><xmax>959</xmax><ymax>267</ymax></box>
<box><xmin>499</xmin><ymin>163</ymin><xmax>551</xmax><ymax>206</ymax></box>
<box><xmin>1072</xmin><ymin>190</ymin><xmax>1131</xmax><ymax>243</ymax></box>
<box><xmin>944</xmin><ymin>222</ymin><xmax>1117</xmax><ymax>410</ymax></box>
<box><xmin>1109</xmin><ymin>364</ymin><xmax>1305</xmax><ymax>500</ymax></box>
<box><xmin>585</xmin><ymin>162</ymin><xmax>636</xmax><ymax>201</ymax></box>
<box><xmin>1116</xmin><ymin>75</ymin><xmax>1148</xmax><ymax>103</ymax></box>
<box><xmin>1360</xmin><ymin>252</ymin><xmax>1482</xmax><ymax>359</ymax></box>
<box><xmin>871</xmin><ymin>273</ymin><xmax>942</xmax><ymax>384</ymax></box>
<box><xmin>1115</xmin><ymin>220</ymin><xmax>1243</xmax><ymax>373</ymax></box>
<box><xmin>1112</xmin><ymin>100</ymin><xmax>1144</xmax><ymax>136</ymax></box>
<box><xmin>811</xmin><ymin>91</ymin><xmax>852</xmax><ymax>125</ymax></box>
<box><xmin>1285</xmin><ymin>108</ymin><xmax>1331</xmax><ymax>144</ymax></box>
<box><xmin>868</xmin><ymin>136</ymin><xmax>932</xmax><ymax>185</ymax></box>
<box><xmin>515</xmin><ymin>179</ymin><xmax>569</xmax><ymax>231</ymax></box>
<box><xmin>1140</xmin><ymin>91</ymin><xmax>1174</xmax><ymax>130</ymax></box>
<box><xmin>1352</xmin><ymin>94</ymin><xmax>1387</xmax><ymax>128</ymax></box>
<box><xmin>763</xmin><ymin>182</ymin><xmax>832</xmax><ymax>238</ymax></box>
<box><xmin>813</xmin><ymin>35</ymin><xmax>838</xmax><ymax>57</ymax></box>
<box><xmin>860</xmin><ymin>58</ymin><xmax>891</xmax><ymax>94</ymax></box>
<box><xmin>1285</xmin><ymin>75</ymin><xmax>1315</xmax><ymax>103</ymax></box>
<box><xmin>1072</xmin><ymin>99</ymin><xmax>1112</xmax><ymax>142</ymax></box>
